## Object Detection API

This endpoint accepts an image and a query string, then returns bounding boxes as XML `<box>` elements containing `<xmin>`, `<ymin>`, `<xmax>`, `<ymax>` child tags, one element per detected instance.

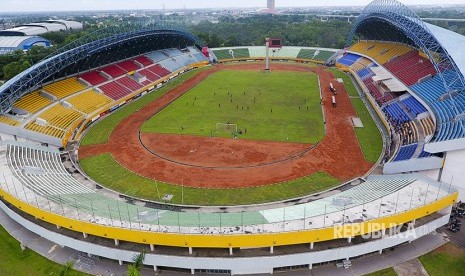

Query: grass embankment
<box><xmin>0</xmin><ymin>226</ymin><xmax>88</xmax><ymax>276</ymax></box>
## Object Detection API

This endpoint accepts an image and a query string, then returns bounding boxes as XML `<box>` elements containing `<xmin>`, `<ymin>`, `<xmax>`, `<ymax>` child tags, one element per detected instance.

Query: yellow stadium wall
<box><xmin>0</xmin><ymin>188</ymin><xmax>457</xmax><ymax>249</ymax></box>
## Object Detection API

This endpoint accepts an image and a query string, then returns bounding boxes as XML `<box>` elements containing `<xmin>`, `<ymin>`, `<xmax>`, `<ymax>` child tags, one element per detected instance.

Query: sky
<box><xmin>1</xmin><ymin>0</ymin><xmax>464</xmax><ymax>12</ymax></box>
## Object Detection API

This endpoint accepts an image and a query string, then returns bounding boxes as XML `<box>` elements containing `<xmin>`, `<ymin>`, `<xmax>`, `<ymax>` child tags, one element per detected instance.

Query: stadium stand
<box><xmin>174</xmin><ymin>54</ymin><xmax>198</xmax><ymax>67</ymax></box>
<box><xmin>133</xmin><ymin>56</ymin><xmax>153</xmax><ymax>67</ymax></box>
<box><xmin>139</xmin><ymin>69</ymin><xmax>161</xmax><ymax>82</ymax></box>
<box><xmin>158</xmin><ymin>58</ymin><xmax>183</xmax><ymax>72</ymax></box>
<box><xmin>116</xmin><ymin>76</ymin><xmax>144</xmax><ymax>92</ymax></box>
<box><xmin>12</xmin><ymin>91</ymin><xmax>52</xmax><ymax>114</ymax></box>
<box><xmin>6</xmin><ymin>142</ymin><xmax>96</xmax><ymax>198</ymax></box>
<box><xmin>79</xmin><ymin>71</ymin><xmax>108</xmax><ymax>86</ymax></box>
<box><xmin>212</xmin><ymin>48</ymin><xmax>250</xmax><ymax>60</ymax></box>
<box><xmin>297</xmin><ymin>49</ymin><xmax>334</xmax><ymax>62</ymax></box>
<box><xmin>100</xmin><ymin>64</ymin><xmax>127</xmax><ymax>78</ymax></box>
<box><xmin>98</xmin><ymin>82</ymin><xmax>132</xmax><ymax>101</ymax></box>
<box><xmin>384</xmin><ymin>51</ymin><xmax>436</xmax><ymax>86</ymax></box>
<box><xmin>401</xmin><ymin>96</ymin><xmax>428</xmax><ymax>116</ymax></box>
<box><xmin>164</xmin><ymin>48</ymin><xmax>184</xmax><ymax>58</ymax></box>
<box><xmin>0</xmin><ymin>115</ymin><xmax>20</xmax><ymax>126</ymax></box>
<box><xmin>42</xmin><ymin>78</ymin><xmax>87</xmax><ymax>99</ymax></box>
<box><xmin>349</xmin><ymin>41</ymin><xmax>412</xmax><ymax>64</ymax></box>
<box><xmin>148</xmin><ymin>64</ymin><xmax>171</xmax><ymax>77</ymax></box>
<box><xmin>337</xmin><ymin>53</ymin><xmax>361</xmax><ymax>66</ymax></box>
<box><xmin>24</xmin><ymin>122</ymin><xmax>65</xmax><ymax>138</ymax></box>
<box><xmin>146</xmin><ymin>50</ymin><xmax>168</xmax><ymax>63</ymax></box>
<box><xmin>117</xmin><ymin>60</ymin><xmax>140</xmax><ymax>72</ymax></box>
<box><xmin>32</xmin><ymin>105</ymin><xmax>82</xmax><ymax>130</ymax></box>
<box><xmin>383</xmin><ymin>102</ymin><xmax>411</xmax><ymax>124</ymax></box>
<box><xmin>270</xmin><ymin>47</ymin><xmax>301</xmax><ymax>59</ymax></box>
<box><xmin>420</xmin><ymin>117</ymin><xmax>435</xmax><ymax>137</ymax></box>
<box><xmin>394</xmin><ymin>143</ymin><xmax>418</xmax><ymax>161</ymax></box>
<box><xmin>66</xmin><ymin>90</ymin><xmax>113</xmax><ymax>114</ymax></box>
<box><xmin>410</xmin><ymin>72</ymin><xmax>465</xmax><ymax>142</ymax></box>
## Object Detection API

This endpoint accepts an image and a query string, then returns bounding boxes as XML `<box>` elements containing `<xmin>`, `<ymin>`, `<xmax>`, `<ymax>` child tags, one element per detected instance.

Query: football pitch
<box><xmin>141</xmin><ymin>70</ymin><xmax>324</xmax><ymax>144</ymax></box>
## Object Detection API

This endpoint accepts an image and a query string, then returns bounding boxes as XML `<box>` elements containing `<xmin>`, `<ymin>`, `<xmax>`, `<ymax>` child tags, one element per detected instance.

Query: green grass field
<box><xmin>0</xmin><ymin>226</ymin><xmax>88</xmax><ymax>276</ymax></box>
<box><xmin>79</xmin><ymin>153</ymin><xmax>339</xmax><ymax>205</ymax></box>
<box><xmin>419</xmin><ymin>243</ymin><xmax>465</xmax><ymax>276</ymax></box>
<box><xmin>80</xmin><ymin>66</ymin><xmax>212</xmax><ymax>146</ymax></box>
<box><xmin>363</xmin><ymin>268</ymin><xmax>397</xmax><ymax>276</ymax></box>
<box><xmin>327</xmin><ymin>68</ymin><xmax>383</xmax><ymax>163</ymax></box>
<box><xmin>141</xmin><ymin>70</ymin><xmax>324</xmax><ymax>144</ymax></box>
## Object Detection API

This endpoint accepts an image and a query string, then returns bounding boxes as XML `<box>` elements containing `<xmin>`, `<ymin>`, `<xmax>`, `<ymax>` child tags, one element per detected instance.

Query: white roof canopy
<box><xmin>425</xmin><ymin>22</ymin><xmax>465</xmax><ymax>79</ymax></box>
<box><xmin>370</xmin><ymin>66</ymin><xmax>407</xmax><ymax>92</ymax></box>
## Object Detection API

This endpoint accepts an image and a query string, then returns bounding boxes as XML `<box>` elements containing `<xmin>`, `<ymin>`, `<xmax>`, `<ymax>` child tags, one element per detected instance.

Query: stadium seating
<box><xmin>410</xmin><ymin>72</ymin><xmax>465</xmax><ymax>142</ymax></box>
<box><xmin>13</xmin><ymin>91</ymin><xmax>52</xmax><ymax>114</ymax></box>
<box><xmin>146</xmin><ymin>51</ymin><xmax>169</xmax><ymax>63</ymax></box>
<box><xmin>420</xmin><ymin>117</ymin><xmax>435</xmax><ymax>137</ymax></box>
<box><xmin>212</xmin><ymin>48</ymin><xmax>250</xmax><ymax>60</ymax></box>
<box><xmin>139</xmin><ymin>69</ymin><xmax>161</xmax><ymax>82</ymax></box>
<box><xmin>42</xmin><ymin>78</ymin><xmax>87</xmax><ymax>99</ymax></box>
<box><xmin>384</xmin><ymin>51</ymin><xmax>436</xmax><ymax>86</ymax></box>
<box><xmin>25</xmin><ymin>122</ymin><xmax>65</xmax><ymax>138</ymax></box>
<box><xmin>34</xmin><ymin>105</ymin><xmax>82</xmax><ymax>130</ymax></box>
<box><xmin>394</xmin><ymin>143</ymin><xmax>418</xmax><ymax>161</ymax></box>
<box><xmin>349</xmin><ymin>41</ymin><xmax>412</xmax><ymax>64</ymax></box>
<box><xmin>158</xmin><ymin>58</ymin><xmax>183</xmax><ymax>73</ymax></box>
<box><xmin>297</xmin><ymin>49</ymin><xmax>334</xmax><ymax>62</ymax></box>
<box><xmin>363</xmin><ymin>78</ymin><xmax>395</xmax><ymax>105</ymax></box>
<box><xmin>117</xmin><ymin>60</ymin><xmax>140</xmax><ymax>72</ymax></box>
<box><xmin>116</xmin><ymin>76</ymin><xmax>144</xmax><ymax>92</ymax></box>
<box><xmin>164</xmin><ymin>48</ymin><xmax>184</xmax><ymax>58</ymax></box>
<box><xmin>401</xmin><ymin>96</ymin><xmax>428</xmax><ymax>116</ymax></box>
<box><xmin>271</xmin><ymin>47</ymin><xmax>301</xmax><ymax>59</ymax></box>
<box><xmin>98</xmin><ymin>82</ymin><xmax>132</xmax><ymax>101</ymax></box>
<box><xmin>6</xmin><ymin>143</ymin><xmax>96</xmax><ymax>197</ymax></box>
<box><xmin>148</xmin><ymin>64</ymin><xmax>171</xmax><ymax>77</ymax></box>
<box><xmin>193</xmin><ymin>52</ymin><xmax>207</xmax><ymax>62</ymax></box>
<box><xmin>174</xmin><ymin>54</ymin><xmax>198</xmax><ymax>67</ymax></box>
<box><xmin>357</xmin><ymin>68</ymin><xmax>373</xmax><ymax>80</ymax></box>
<box><xmin>25</xmin><ymin>104</ymin><xmax>83</xmax><ymax>138</ymax></box>
<box><xmin>66</xmin><ymin>90</ymin><xmax>113</xmax><ymax>114</ymax></box>
<box><xmin>337</xmin><ymin>53</ymin><xmax>361</xmax><ymax>66</ymax></box>
<box><xmin>383</xmin><ymin>102</ymin><xmax>411</xmax><ymax>124</ymax></box>
<box><xmin>0</xmin><ymin>115</ymin><xmax>20</xmax><ymax>126</ymax></box>
<box><xmin>100</xmin><ymin>64</ymin><xmax>127</xmax><ymax>78</ymax></box>
<box><xmin>79</xmin><ymin>71</ymin><xmax>108</xmax><ymax>86</ymax></box>
<box><xmin>134</xmin><ymin>56</ymin><xmax>153</xmax><ymax>67</ymax></box>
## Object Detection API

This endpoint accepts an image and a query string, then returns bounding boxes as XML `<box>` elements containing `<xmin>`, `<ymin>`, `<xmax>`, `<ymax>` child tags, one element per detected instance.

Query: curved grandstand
<box><xmin>0</xmin><ymin>1</ymin><xmax>464</xmax><ymax>275</ymax></box>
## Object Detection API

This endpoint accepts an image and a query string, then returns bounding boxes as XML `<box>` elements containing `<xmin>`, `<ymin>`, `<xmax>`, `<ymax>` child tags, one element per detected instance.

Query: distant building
<box><xmin>267</xmin><ymin>0</ymin><xmax>275</xmax><ymax>10</ymax></box>
<box><xmin>0</xmin><ymin>19</ymin><xmax>81</xmax><ymax>55</ymax></box>
<box><xmin>263</xmin><ymin>0</ymin><xmax>276</xmax><ymax>14</ymax></box>
<box><xmin>0</xmin><ymin>20</ymin><xmax>83</xmax><ymax>36</ymax></box>
<box><xmin>0</xmin><ymin>36</ymin><xmax>50</xmax><ymax>55</ymax></box>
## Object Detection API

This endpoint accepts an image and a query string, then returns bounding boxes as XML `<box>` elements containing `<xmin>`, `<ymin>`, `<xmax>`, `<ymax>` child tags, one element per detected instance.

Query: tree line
<box><xmin>190</xmin><ymin>15</ymin><xmax>350</xmax><ymax>49</ymax></box>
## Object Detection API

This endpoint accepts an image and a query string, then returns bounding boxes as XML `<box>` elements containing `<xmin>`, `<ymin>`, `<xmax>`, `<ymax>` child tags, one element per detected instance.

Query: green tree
<box><xmin>3</xmin><ymin>60</ymin><xmax>31</xmax><ymax>80</ymax></box>
<box><xmin>126</xmin><ymin>251</ymin><xmax>146</xmax><ymax>276</ymax></box>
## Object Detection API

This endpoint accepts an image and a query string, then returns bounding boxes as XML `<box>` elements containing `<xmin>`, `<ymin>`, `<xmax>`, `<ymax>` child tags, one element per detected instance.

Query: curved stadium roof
<box><xmin>0</xmin><ymin>23</ymin><xmax>204</xmax><ymax>114</ymax></box>
<box><xmin>348</xmin><ymin>0</ymin><xmax>465</xmax><ymax>93</ymax></box>
<box><xmin>425</xmin><ymin>22</ymin><xmax>465</xmax><ymax>78</ymax></box>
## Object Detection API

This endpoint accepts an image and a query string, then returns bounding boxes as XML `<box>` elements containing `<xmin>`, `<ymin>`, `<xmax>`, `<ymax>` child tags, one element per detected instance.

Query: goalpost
<box><xmin>215</xmin><ymin>123</ymin><xmax>238</xmax><ymax>134</ymax></box>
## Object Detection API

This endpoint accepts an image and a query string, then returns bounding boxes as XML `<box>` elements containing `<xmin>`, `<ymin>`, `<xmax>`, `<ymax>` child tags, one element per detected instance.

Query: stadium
<box><xmin>0</xmin><ymin>0</ymin><xmax>464</xmax><ymax>274</ymax></box>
